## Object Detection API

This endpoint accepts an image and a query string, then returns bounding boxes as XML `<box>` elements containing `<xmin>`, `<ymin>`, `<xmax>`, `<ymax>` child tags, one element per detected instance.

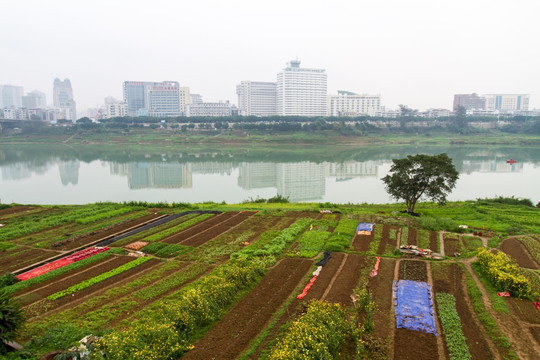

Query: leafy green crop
<box><xmin>436</xmin><ymin>293</ymin><xmax>471</xmax><ymax>360</ymax></box>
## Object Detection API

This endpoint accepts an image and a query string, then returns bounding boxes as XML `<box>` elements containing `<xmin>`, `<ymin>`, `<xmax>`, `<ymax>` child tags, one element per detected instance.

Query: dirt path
<box><xmin>438</xmin><ymin>231</ymin><xmax>445</xmax><ymax>257</ymax></box>
<box><xmin>462</xmin><ymin>259</ymin><xmax>540</xmax><ymax>359</ymax></box>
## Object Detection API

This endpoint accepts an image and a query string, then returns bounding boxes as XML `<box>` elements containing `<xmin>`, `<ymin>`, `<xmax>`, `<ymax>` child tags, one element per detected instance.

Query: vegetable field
<box><xmin>1</xmin><ymin>203</ymin><xmax>539</xmax><ymax>359</ymax></box>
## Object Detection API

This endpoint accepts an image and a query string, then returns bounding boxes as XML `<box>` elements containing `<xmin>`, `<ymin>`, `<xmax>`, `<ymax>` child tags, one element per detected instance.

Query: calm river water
<box><xmin>1</xmin><ymin>144</ymin><xmax>539</xmax><ymax>205</ymax></box>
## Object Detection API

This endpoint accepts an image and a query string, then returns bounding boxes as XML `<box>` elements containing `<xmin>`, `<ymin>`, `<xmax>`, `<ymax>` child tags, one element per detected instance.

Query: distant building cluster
<box><xmin>1</xmin><ymin>60</ymin><xmax>536</xmax><ymax>123</ymax></box>
<box><xmin>453</xmin><ymin>93</ymin><xmax>530</xmax><ymax>114</ymax></box>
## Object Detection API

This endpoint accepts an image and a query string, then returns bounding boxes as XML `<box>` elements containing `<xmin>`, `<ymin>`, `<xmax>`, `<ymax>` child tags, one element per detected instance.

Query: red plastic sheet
<box><xmin>533</xmin><ymin>302</ymin><xmax>540</xmax><ymax>312</ymax></box>
<box><xmin>297</xmin><ymin>275</ymin><xmax>318</xmax><ymax>299</ymax></box>
<box><xmin>17</xmin><ymin>247</ymin><xmax>109</xmax><ymax>281</ymax></box>
<box><xmin>497</xmin><ymin>291</ymin><xmax>511</xmax><ymax>297</ymax></box>
<box><xmin>370</xmin><ymin>257</ymin><xmax>381</xmax><ymax>277</ymax></box>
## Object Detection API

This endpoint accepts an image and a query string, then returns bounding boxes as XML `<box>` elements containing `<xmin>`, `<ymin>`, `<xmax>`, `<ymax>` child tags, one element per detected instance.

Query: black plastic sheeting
<box><xmin>96</xmin><ymin>210</ymin><xmax>221</xmax><ymax>247</ymax></box>
<box><xmin>316</xmin><ymin>251</ymin><xmax>332</xmax><ymax>266</ymax></box>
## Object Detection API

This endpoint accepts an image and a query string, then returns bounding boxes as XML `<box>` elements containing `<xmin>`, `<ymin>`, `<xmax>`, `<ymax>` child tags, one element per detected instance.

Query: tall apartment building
<box><xmin>0</xmin><ymin>85</ymin><xmax>24</xmax><ymax>108</ymax></box>
<box><xmin>53</xmin><ymin>78</ymin><xmax>77</xmax><ymax>121</ymax></box>
<box><xmin>484</xmin><ymin>94</ymin><xmax>529</xmax><ymax>111</ymax></box>
<box><xmin>327</xmin><ymin>91</ymin><xmax>381</xmax><ymax>117</ymax></box>
<box><xmin>453</xmin><ymin>93</ymin><xmax>487</xmax><ymax>111</ymax></box>
<box><xmin>236</xmin><ymin>81</ymin><xmax>277</xmax><ymax>116</ymax></box>
<box><xmin>276</xmin><ymin>60</ymin><xmax>327</xmax><ymax>116</ymax></box>
<box><xmin>123</xmin><ymin>81</ymin><xmax>189</xmax><ymax>116</ymax></box>
<box><xmin>22</xmin><ymin>90</ymin><xmax>47</xmax><ymax>109</ymax></box>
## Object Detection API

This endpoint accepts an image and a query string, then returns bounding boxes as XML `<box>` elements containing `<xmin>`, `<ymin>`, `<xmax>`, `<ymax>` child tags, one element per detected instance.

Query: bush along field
<box><xmin>0</xmin><ymin>199</ymin><xmax>540</xmax><ymax>359</ymax></box>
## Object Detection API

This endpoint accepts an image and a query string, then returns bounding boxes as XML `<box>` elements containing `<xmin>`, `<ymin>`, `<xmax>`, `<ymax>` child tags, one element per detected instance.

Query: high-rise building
<box><xmin>0</xmin><ymin>85</ymin><xmax>24</xmax><ymax>108</ymax></box>
<box><xmin>147</xmin><ymin>81</ymin><xmax>182</xmax><ymax>117</ymax></box>
<box><xmin>327</xmin><ymin>91</ymin><xmax>381</xmax><ymax>117</ymax></box>
<box><xmin>276</xmin><ymin>60</ymin><xmax>327</xmax><ymax>116</ymax></box>
<box><xmin>190</xmin><ymin>94</ymin><xmax>203</xmax><ymax>104</ymax></box>
<box><xmin>236</xmin><ymin>81</ymin><xmax>277</xmax><ymax>116</ymax></box>
<box><xmin>453</xmin><ymin>93</ymin><xmax>486</xmax><ymax>111</ymax></box>
<box><xmin>22</xmin><ymin>90</ymin><xmax>47</xmax><ymax>109</ymax></box>
<box><xmin>123</xmin><ymin>81</ymin><xmax>187</xmax><ymax>116</ymax></box>
<box><xmin>484</xmin><ymin>94</ymin><xmax>529</xmax><ymax>111</ymax></box>
<box><xmin>53</xmin><ymin>78</ymin><xmax>77</xmax><ymax>121</ymax></box>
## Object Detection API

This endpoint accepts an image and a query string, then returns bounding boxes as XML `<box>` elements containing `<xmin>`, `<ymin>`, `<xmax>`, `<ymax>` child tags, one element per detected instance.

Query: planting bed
<box><xmin>407</xmin><ymin>228</ymin><xmax>418</xmax><ymax>245</ymax></box>
<box><xmin>394</xmin><ymin>259</ymin><xmax>438</xmax><ymax>360</ymax></box>
<box><xmin>398</xmin><ymin>260</ymin><xmax>427</xmax><ymax>282</ymax></box>
<box><xmin>322</xmin><ymin>254</ymin><xmax>367</xmax><ymax>304</ymax></box>
<box><xmin>429</xmin><ymin>231</ymin><xmax>438</xmax><ymax>252</ymax></box>
<box><xmin>0</xmin><ymin>248</ymin><xmax>62</xmax><ymax>273</ymax></box>
<box><xmin>505</xmin><ymin>298</ymin><xmax>540</xmax><ymax>325</ymax></box>
<box><xmin>377</xmin><ymin>225</ymin><xmax>399</xmax><ymax>255</ymax></box>
<box><xmin>0</xmin><ymin>205</ymin><xmax>37</xmax><ymax>219</ymax></box>
<box><xmin>181</xmin><ymin>258</ymin><xmax>312</xmax><ymax>360</ymax></box>
<box><xmin>49</xmin><ymin>212</ymin><xmax>163</xmax><ymax>251</ymax></box>
<box><xmin>367</xmin><ymin>257</ymin><xmax>395</xmax><ymax>342</ymax></box>
<box><xmin>431</xmin><ymin>262</ymin><xmax>493</xmax><ymax>360</ymax></box>
<box><xmin>352</xmin><ymin>231</ymin><xmax>374</xmax><ymax>252</ymax></box>
<box><xmin>20</xmin><ymin>256</ymin><xmax>134</xmax><ymax>308</ymax></box>
<box><xmin>179</xmin><ymin>211</ymin><xmax>255</xmax><ymax>247</ymax></box>
<box><xmin>23</xmin><ymin>257</ymin><xmax>160</xmax><ymax>319</ymax></box>
<box><xmin>161</xmin><ymin>212</ymin><xmax>234</xmax><ymax>244</ymax></box>
<box><xmin>443</xmin><ymin>234</ymin><xmax>461</xmax><ymax>257</ymax></box>
<box><xmin>500</xmin><ymin>237</ymin><xmax>539</xmax><ymax>269</ymax></box>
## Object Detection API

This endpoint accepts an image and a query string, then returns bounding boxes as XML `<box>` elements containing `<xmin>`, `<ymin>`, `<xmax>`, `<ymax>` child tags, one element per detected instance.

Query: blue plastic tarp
<box><xmin>356</xmin><ymin>223</ymin><xmax>375</xmax><ymax>232</ymax></box>
<box><xmin>393</xmin><ymin>280</ymin><xmax>437</xmax><ymax>335</ymax></box>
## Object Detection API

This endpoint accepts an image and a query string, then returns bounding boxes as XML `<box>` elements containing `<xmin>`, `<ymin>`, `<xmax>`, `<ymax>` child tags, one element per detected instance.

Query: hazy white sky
<box><xmin>2</xmin><ymin>0</ymin><xmax>539</xmax><ymax>111</ymax></box>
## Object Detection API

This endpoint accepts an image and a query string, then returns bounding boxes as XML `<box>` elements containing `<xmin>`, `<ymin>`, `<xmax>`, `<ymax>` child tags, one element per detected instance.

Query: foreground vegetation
<box><xmin>0</xmin><ymin>198</ymin><xmax>539</xmax><ymax>359</ymax></box>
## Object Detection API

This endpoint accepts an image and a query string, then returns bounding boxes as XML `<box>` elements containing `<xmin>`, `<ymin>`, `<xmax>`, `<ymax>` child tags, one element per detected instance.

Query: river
<box><xmin>0</xmin><ymin>144</ymin><xmax>539</xmax><ymax>205</ymax></box>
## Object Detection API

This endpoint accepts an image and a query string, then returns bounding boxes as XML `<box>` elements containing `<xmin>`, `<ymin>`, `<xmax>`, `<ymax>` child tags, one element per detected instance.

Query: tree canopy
<box><xmin>0</xmin><ymin>289</ymin><xmax>24</xmax><ymax>353</ymax></box>
<box><xmin>381</xmin><ymin>153</ymin><xmax>459</xmax><ymax>214</ymax></box>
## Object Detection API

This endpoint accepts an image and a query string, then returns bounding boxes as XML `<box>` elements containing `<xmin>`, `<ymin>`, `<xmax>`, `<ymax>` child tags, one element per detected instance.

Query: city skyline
<box><xmin>1</xmin><ymin>0</ymin><xmax>539</xmax><ymax>112</ymax></box>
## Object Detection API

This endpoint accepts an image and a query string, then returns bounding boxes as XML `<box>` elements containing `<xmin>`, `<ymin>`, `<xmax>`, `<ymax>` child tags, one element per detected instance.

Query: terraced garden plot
<box><xmin>24</xmin><ymin>257</ymin><xmax>159</xmax><ymax>319</ymax></box>
<box><xmin>48</xmin><ymin>212</ymin><xmax>164</xmax><ymax>251</ymax></box>
<box><xmin>0</xmin><ymin>205</ymin><xmax>39</xmax><ymax>220</ymax></box>
<box><xmin>431</xmin><ymin>262</ymin><xmax>493</xmax><ymax>360</ymax></box>
<box><xmin>367</xmin><ymin>257</ymin><xmax>395</xmax><ymax>343</ymax></box>
<box><xmin>161</xmin><ymin>212</ymin><xmax>236</xmax><ymax>244</ymax></box>
<box><xmin>443</xmin><ymin>233</ymin><xmax>462</xmax><ymax>257</ymax></box>
<box><xmin>407</xmin><ymin>228</ymin><xmax>418</xmax><ymax>245</ymax></box>
<box><xmin>0</xmin><ymin>248</ymin><xmax>62</xmax><ymax>273</ymax></box>
<box><xmin>500</xmin><ymin>237</ymin><xmax>539</xmax><ymax>269</ymax></box>
<box><xmin>322</xmin><ymin>254</ymin><xmax>367</xmax><ymax>304</ymax></box>
<box><xmin>394</xmin><ymin>259</ymin><xmax>438</xmax><ymax>360</ymax></box>
<box><xmin>19</xmin><ymin>256</ymin><xmax>133</xmax><ymax>307</ymax></box>
<box><xmin>173</xmin><ymin>212</ymin><xmax>255</xmax><ymax>247</ymax></box>
<box><xmin>181</xmin><ymin>258</ymin><xmax>312</xmax><ymax>360</ymax></box>
<box><xmin>377</xmin><ymin>225</ymin><xmax>400</xmax><ymax>255</ymax></box>
<box><xmin>352</xmin><ymin>231</ymin><xmax>374</xmax><ymax>252</ymax></box>
<box><xmin>399</xmin><ymin>260</ymin><xmax>428</xmax><ymax>282</ymax></box>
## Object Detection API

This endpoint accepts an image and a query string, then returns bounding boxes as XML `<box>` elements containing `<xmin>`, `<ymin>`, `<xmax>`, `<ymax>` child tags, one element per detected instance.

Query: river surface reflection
<box><xmin>0</xmin><ymin>145</ymin><xmax>538</xmax><ymax>204</ymax></box>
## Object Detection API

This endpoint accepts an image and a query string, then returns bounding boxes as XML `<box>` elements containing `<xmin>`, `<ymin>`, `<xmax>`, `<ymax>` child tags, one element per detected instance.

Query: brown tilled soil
<box><xmin>0</xmin><ymin>206</ymin><xmax>36</xmax><ymax>219</ymax></box>
<box><xmin>352</xmin><ymin>232</ymin><xmax>374</xmax><ymax>252</ymax></box>
<box><xmin>393</xmin><ymin>329</ymin><xmax>439</xmax><ymax>359</ymax></box>
<box><xmin>408</xmin><ymin>228</ymin><xmax>418</xmax><ymax>245</ymax></box>
<box><xmin>432</xmin><ymin>263</ymin><xmax>494</xmax><ymax>360</ymax></box>
<box><xmin>50</xmin><ymin>212</ymin><xmax>164</xmax><ymax>251</ymax></box>
<box><xmin>443</xmin><ymin>237</ymin><xmax>461</xmax><ymax>257</ymax></box>
<box><xmin>399</xmin><ymin>260</ymin><xmax>427</xmax><ymax>282</ymax></box>
<box><xmin>1</xmin><ymin>248</ymin><xmax>62</xmax><ymax>273</ymax></box>
<box><xmin>429</xmin><ymin>231</ymin><xmax>438</xmax><ymax>252</ymax></box>
<box><xmin>162</xmin><ymin>212</ymin><xmax>233</xmax><ymax>244</ymax></box>
<box><xmin>530</xmin><ymin>327</ymin><xmax>540</xmax><ymax>346</ymax></box>
<box><xmin>500</xmin><ymin>238</ymin><xmax>539</xmax><ymax>269</ymax></box>
<box><xmin>377</xmin><ymin>226</ymin><xmax>399</xmax><ymax>255</ymax></box>
<box><xmin>179</xmin><ymin>212</ymin><xmax>255</xmax><ymax>247</ymax></box>
<box><xmin>181</xmin><ymin>258</ymin><xmax>312</xmax><ymax>360</ymax></box>
<box><xmin>505</xmin><ymin>298</ymin><xmax>540</xmax><ymax>325</ymax></box>
<box><xmin>322</xmin><ymin>254</ymin><xmax>367</xmax><ymax>305</ymax></box>
<box><xmin>25</xmin><ymin>257</ymin><xmax>160</xmax><ymax>319</ymax></box>
<box><xmin>368</xmin><ymin>258</ymin><xmax>395</xmax><ymax>345</ymax></box>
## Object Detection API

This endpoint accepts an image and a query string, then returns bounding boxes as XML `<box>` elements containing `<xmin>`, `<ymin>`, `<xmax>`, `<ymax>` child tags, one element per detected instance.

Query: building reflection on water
<box><xmin>108</xmin><ymin>160</ymin><xmax>380</xmax><ymax>202</ymax></box>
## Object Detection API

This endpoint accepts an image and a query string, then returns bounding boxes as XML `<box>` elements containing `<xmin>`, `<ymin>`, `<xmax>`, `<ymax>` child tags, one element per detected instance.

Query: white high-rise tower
<box><xmin>276</xmin><ymin>60</ymin><xmax>327</xmax><ymax>116</ymax></box>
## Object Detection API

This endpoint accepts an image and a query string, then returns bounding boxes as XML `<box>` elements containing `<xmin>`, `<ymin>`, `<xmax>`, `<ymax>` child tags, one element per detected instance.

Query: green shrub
<box><xmin>0</xmin><ymin>273</ymin><xmax>19</xmax><ymax>289</ymax></box>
